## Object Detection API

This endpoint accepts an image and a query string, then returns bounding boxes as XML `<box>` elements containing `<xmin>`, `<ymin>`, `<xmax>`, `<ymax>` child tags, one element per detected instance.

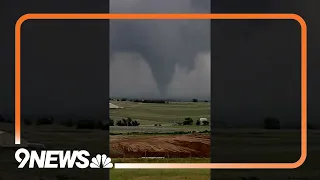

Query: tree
<box><xmin>183</xmin><ymin>117</ymin><xmax>193</xmax><ymax>125</ymax></box>
<box><xmin>196</xmin><ymin>120</ymin><xmax>201</xmax><ymax>126</ymax></box>
<box><xmin>264</xmin><ymin>117</ymin><xmax>280</xmax><ymax>129</ymax></box>
<box><xmin>116</xmin><ymin>120</ymin><xmax>124</xmax><ymax>126</ymax></box>
<box><xmin>109</xmin><ymin>118</ymin><xmax>114</xmax><ymax>126</ymax></box>
<box><xmin>202</xmin><ymin>120</ymin><xmax>209</xmax><ymax>126</ymax></box>
<box><xmin>116</xmin><ymin>117</ymin><xmax>140</xmax><ymax>126</ymax></box>
<box><xmin>192</xmin><ymin>99</ymin><xmax>198</xmax><ymax>102</ymax></box>
<box><xmin>121</xmin><ymin>118</ymin><xmax>128</xmax><ymax>126</ymax></box>
<box><xmin>126</xmin><ymin>117</ymin><xmax>133</xmax><ymax>126</ymax></box>
<box><xmin>132</xmin><ymin>120</ymin><xmax>140</xmax><ymax>126</ymax></box>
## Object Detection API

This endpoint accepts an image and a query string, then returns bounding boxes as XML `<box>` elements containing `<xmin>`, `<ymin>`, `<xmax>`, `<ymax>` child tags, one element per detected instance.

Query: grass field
<box><xmin>109</xmin><ymin>100</ymin><xmax>210</xmax><ymax>126</ymax></box>
<box><xmin>111</xmin><ymin>158</ymin><xmax>210</xmax><ymax>180</ymax></box>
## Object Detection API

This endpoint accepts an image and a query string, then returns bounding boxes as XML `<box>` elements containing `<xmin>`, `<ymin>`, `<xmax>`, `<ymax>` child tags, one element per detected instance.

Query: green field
<box><xmin>110</xmin><ymin>101</ymin><xmax>210</xmax><ymax>125</ymax></box>
<box><xmin>111</xmin><ymin>158</ymin><xmax>210</xmax><ymax>180</ymax></box>
<box><xmin>110</xmin><ymin>101</ymin><xmax>211</xmax><ymax>133</ymax></box>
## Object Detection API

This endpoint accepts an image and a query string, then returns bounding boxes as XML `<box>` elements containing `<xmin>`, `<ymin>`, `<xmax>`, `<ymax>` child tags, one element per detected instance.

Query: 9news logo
<box><xmin>15</xmin><ymin>148</ymin><xmax>113</xmax><ymax>169</ymax></box>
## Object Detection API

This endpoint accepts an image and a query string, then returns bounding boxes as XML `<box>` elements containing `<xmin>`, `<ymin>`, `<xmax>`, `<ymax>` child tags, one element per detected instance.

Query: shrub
<box><xmin>116</xmin><ymin>117</ymin><xmax>140</xmax><ymax>126</ymax></box>
<box><xmin>132</xmin><ymin>120</ymin><xmax>140</xmax><ymax>126</ymax></box>
<box><xmin>263</xmin><ymin>117</ymin><xmax>280</xmax><ymax>129</ymax></box>
<box><xmin>121</xmin><ymin>118</ymin><xmax>128</xmax><ymax>126</ymax></box>
<box><xmin>196</xmin><ymin>120</ymin><xmax>201</xmax><ymax>126</ymax></box>
<box><xmin>202</xmin><ymin>120</ymin><xmax>210</xmax><ymax>126</ymax></box>
<box><xmin>183</xmin><ymin>117</ymin><xmax>193</xmax><ymax>125</ymax></box>
<box><xmin>116</xmin><ymin>120</ymin><xmax>124</xmax><ymax>126</ymax></box>
<box><xmin>109</xmin><ymin>118</ymin><xmax>114</xmax><ymax>126</ymax></box>
<box><xmin>126</xmin><ymin>117</ymin><xmax>133</xmax><ymax>126</ymax></box>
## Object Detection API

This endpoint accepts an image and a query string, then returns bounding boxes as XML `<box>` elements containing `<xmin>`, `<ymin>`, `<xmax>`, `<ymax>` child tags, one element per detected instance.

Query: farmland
<box><xmin>111</xmin><ymin>158</ymin><xmax>210</xmax><ymax>180</ymax></box>
<box><xmin>108</xmin><ymin>101</ymin><xmax>211</xmax><ymax>180</ymax></box>
<box><xmin>109</xmin><ymin>100</ymin><xmax>210</xmax><ymax>125</ymax></box>
<box><xmin>1</xmin><ymin>121</ymin><xmax>320</xmax><ymax>179</ymax></box>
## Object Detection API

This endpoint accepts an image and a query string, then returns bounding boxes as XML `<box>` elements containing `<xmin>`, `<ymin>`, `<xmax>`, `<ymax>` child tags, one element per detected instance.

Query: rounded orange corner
<box><xmin>15</xmin><ymin>14</ymin><xmax>32</xmax><ymax>30</ymax></box>
<box><xmin>291</xmin><ymin>150</ymin><xmax>307</xmax><ymax>169</ymax></box>
<box><xmin>290</xmin><ymin>13</ymin><xmax>307</xmax><ymax>30</ymax></box>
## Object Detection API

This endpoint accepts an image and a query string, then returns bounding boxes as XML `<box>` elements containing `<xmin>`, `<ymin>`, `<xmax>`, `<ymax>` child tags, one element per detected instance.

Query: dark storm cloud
<box><xmin>110</xmin><ymin>0</ymin><xmax>210</xmax><ymax>97</ymax></box>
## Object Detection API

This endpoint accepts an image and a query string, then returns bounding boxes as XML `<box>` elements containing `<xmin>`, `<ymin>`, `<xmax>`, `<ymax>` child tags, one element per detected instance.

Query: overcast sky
<box><xmin>110</xmin><ymin>0</ymin><xmax>210</xmax><ymax>99</ymax></box>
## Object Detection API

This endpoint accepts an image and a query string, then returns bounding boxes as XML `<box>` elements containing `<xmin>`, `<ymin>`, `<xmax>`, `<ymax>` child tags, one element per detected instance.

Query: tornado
<box><xmin>110</xmin><ymin>0</ymin><xmax>210</xmax><ymax>97</ymax></box>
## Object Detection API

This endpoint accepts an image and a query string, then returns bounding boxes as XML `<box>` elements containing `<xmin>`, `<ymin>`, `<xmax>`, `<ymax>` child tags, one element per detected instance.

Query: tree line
<box><xmin>0</xmin><ymin>115</ymin><xmax>316</xmax><ymax>130</ymax></box>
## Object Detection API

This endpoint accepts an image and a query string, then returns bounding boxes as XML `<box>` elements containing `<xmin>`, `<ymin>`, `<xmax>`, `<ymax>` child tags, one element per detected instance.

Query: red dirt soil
<box><xmin>110</xmin><ymin>134</ymin><xmax>210</xmax><ymax>158</ymax></box>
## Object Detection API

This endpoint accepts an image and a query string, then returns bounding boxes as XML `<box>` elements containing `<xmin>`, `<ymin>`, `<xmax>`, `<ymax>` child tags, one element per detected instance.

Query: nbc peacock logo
<box><xmin>90</xmin><ymin>154</ymin><xmax>113</xmax><ymax>168</ymax></box>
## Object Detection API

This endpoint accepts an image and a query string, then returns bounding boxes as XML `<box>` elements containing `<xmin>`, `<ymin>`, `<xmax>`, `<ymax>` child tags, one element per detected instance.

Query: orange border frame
<box><xmin>15</xmin><ymin>13</ymin><xmax>307</xmax><ymax>169</ymax></box>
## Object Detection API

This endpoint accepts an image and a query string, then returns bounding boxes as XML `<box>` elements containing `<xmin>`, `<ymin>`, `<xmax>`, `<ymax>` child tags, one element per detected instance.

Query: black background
<box><xmin>1</xmin><ymin>0</ymin><xmax>109</xmax><ymax>179</ymax></box>
<box><xmin>211</xmin><ymin>0</ymin><xmax>318</xmax><ymax>180</ymax></box>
